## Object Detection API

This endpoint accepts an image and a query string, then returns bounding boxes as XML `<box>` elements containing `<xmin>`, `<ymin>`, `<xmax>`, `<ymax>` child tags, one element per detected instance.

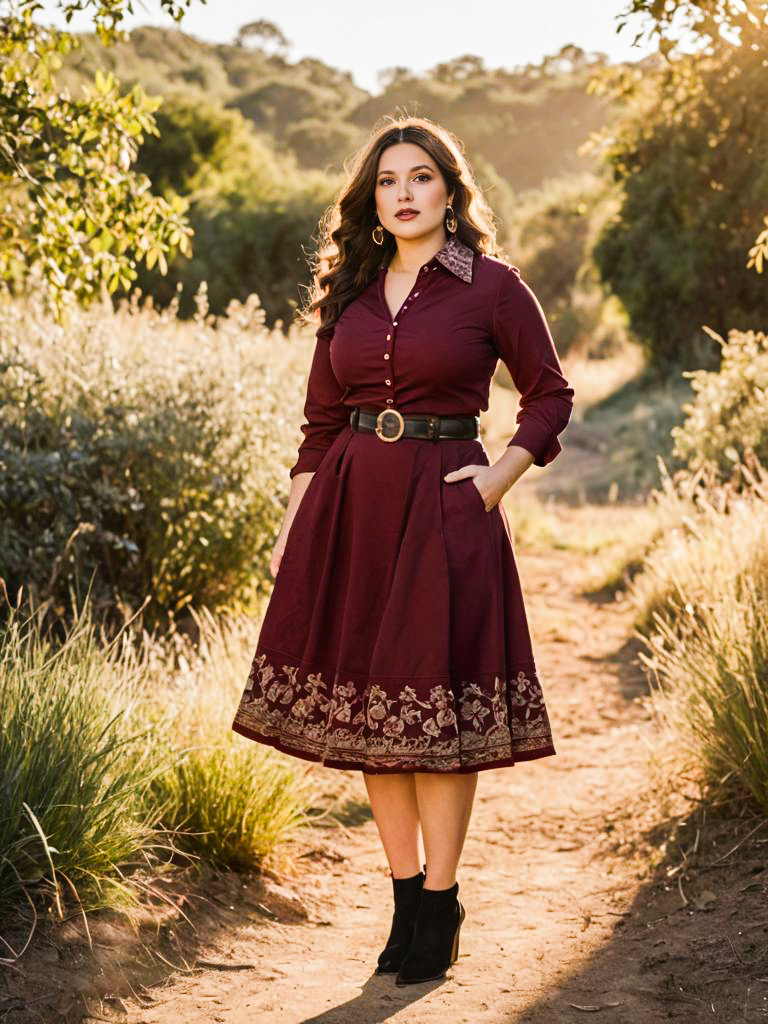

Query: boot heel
<box><xmin>451</xmin><ymin>903</ymin><xmax>465</xmax><ymax>964</ymax></box>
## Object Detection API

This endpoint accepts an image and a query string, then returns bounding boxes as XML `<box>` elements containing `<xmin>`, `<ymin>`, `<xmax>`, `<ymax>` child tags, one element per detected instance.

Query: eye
<box><xmin>377</xmin><ymin>173</ymin><xmax>434</xmax><ymax>186</ymax></box>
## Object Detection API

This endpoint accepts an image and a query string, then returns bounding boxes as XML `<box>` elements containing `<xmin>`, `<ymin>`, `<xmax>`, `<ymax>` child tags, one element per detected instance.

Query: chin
<box><xmin>391</xmin><ymin>222</ymin><xmax>437</xmax><ymax>238</ymax></box>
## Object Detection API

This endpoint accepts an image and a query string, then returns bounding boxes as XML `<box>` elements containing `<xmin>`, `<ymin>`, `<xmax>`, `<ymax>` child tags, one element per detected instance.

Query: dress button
<box><xmin>386</xmin><ymin>334</ymin><xmax>391</xmax><ymax>340</ymax></box>
<box><xmin>385</xmin><ymin>379</ymin><xmax>392</xmax><ymax>386</ymax></box>
<box><xmin>384</xmin><ymin>353</ymin><xmax>390</xmax><ymax>359</ymax></box>
<box><xmin>413</xmin><ymin>292</ymin><xmax>419</xmax><ymax>297</ymax></box>
<box><xmin>392</xmin><ymin>321</ymin><xmax>398</xmax><ymax>326</ymax></box>
<box><xmin>386</xmin><ymin>398</ymin><xmax>393</xmax><ymax>404</ymax></box>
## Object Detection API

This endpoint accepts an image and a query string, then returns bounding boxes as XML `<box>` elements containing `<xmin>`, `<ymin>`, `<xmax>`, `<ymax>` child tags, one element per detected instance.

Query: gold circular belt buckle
<box><xmin>375</xmin><ymin>408</ymin><xmax>405</xmax><ymax>442</ymax></box>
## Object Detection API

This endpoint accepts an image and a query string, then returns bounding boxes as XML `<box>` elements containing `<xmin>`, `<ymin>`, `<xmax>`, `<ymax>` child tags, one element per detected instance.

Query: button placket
<box><xmin>383</xmin><ymin>271</ymin><xmax>425</xmax><ymax>407</ymax></box>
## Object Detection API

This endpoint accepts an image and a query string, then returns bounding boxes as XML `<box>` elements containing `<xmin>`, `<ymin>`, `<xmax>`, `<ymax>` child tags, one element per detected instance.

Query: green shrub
<box><xmin>0</xmin><ymin>287</ymin><xmax>310</xmax><ymax>629</ymax></box>
<box><xmin>629</xmin><ymin>322</ymin><xmax>768</xmax><ymax>811</ymax></box>
<box><xmin>0</xmin><ymin>596</ymin><xmax>161</xmax><ymax>919</ymax></box>
<box><xmin>671</xmin><ymin>327</ymin><xmax>768</xmax><ymax>481</ymax></box>
<box><xmin>593</xmin><ymin>28</ymin><xmax>768</xmax><ymax>371</ymax></box>
<box><xmin>0</xmin><ymin>593</ymin><xmax>316</xmax><ymax>920</ymax></box>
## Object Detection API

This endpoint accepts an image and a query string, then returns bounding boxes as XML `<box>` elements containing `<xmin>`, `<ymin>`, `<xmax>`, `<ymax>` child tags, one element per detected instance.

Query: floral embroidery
<box><xmin>233</xmin><ymin>648</ymin><xmax>554</xmax><ymax>771</ymax></box>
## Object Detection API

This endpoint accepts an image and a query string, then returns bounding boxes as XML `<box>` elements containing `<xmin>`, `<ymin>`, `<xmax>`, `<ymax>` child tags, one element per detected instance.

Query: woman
<box><xmin>232</xmin><ymin>115</ymin><xmax>574</xmax><ymax>986</ymax></box>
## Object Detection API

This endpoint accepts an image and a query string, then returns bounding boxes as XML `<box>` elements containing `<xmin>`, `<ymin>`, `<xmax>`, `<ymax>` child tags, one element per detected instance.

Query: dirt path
<box><xmin>5</xmin><ymin>387</ymin><xmax>765</xmax><ymax>1023</ymax></box>
<box><xmin>113</xmin><ymin>534</ymin><xmax>676</xmax><ymax>1024</ymax></box>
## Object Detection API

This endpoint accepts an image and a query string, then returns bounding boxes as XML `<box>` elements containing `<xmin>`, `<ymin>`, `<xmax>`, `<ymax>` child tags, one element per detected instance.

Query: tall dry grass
<box><xmin>0</xmin><ymin>590</ymin><xmax>314</xmax><ymax>927</ymax></box>
<box><xmin>630</xmin><ymin>457</ymin><xmax>768</xmax><ymax>812</ymax></box>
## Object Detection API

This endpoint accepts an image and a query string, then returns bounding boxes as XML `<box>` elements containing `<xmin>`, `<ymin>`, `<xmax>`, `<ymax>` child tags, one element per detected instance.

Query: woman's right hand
<box><xmin>269</xmin><ymin>470</ymin><xmax>316</xmax><ymax>578</ymax></box>
<box><xmin>269</xmin><ymin>534</ymin><xmax>288</xmax><ymax>578</ymax></box>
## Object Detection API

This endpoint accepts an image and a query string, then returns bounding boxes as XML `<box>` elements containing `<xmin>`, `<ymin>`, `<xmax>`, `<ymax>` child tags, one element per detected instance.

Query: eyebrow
<box><xmin>377</xmin><ymin>164</ymin><xmax>434</xmax><ymax>175</ymax></box>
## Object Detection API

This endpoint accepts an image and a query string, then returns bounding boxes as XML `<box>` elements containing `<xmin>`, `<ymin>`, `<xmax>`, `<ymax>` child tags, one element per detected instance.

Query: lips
<box><xmin>396</xmin><ymin>209</ymin><xmax>419</xmax><ymax>219</ymax></box>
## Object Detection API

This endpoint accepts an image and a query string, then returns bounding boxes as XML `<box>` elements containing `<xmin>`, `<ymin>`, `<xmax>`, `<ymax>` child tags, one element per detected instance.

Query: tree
<box><xmin>234</xmin><ymin>19</ymin><xmax>289</xmax><ymax>56</ymax></box>
<box><xmin>0</xmin><ymin>0</ymin><xmax>201</xmax><ymax>318</ymax></box>
<box><xmin>593</xmin><ymin>22</ymin><xmax>767</xmax><ymax>369</ymax></box>
<box><xmin>613</xmin><ymin>0</ymin><xmax>768</xmax><ymax>273</ymax></box>
<box><xmin>431</xmin><ymin>55</ymin><xmax>486</xmax><ymax>85</ymax></box>
<box><xmin>616</xmin><ymin>0</ymin><xmax>767</xmax><ymax>53</ymax></box>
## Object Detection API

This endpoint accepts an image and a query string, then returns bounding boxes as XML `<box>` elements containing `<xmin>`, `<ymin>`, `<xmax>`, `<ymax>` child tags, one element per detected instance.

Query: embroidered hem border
<box><xmin>231</xmin><ymin>650</ymin><xmax>556</xmax><ymax>774</ymax></box>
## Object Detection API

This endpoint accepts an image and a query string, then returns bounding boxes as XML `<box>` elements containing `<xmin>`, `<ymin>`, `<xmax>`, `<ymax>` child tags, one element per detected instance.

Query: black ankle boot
<box><xmin>395</xmin><ymin>881</ymin><xmax>465</xmax><ymax>985</ymax></box>
<box><xmin>375</xmin><ymin>870</ymin><xmax>425</xmax><ymax>974</ymax></box>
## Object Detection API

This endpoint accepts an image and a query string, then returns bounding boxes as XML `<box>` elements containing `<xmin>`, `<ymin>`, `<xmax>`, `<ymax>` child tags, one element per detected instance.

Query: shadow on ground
<box><xmin>511</xmin><ymin>809</ymin><xmax>768</xmax><ymax>1023</ymax></box>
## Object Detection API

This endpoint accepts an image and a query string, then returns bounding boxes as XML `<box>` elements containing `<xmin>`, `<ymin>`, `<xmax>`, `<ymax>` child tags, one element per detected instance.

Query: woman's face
<box><xmin>374</xmin><ymin>142</ymin><xmax>453</xmax><ymax>243</ymax></box>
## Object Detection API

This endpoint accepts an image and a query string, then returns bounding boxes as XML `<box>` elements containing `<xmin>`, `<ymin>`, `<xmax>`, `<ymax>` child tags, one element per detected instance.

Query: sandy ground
<box><xmin>69</xmin><ymin>537</ymin><xmax>762</xmax><ymax>1024</ymax></box>
<box><xmin>2</xmin><ymin>384</ymin><xmax>767</xmax><ymax>1023</ymax></box>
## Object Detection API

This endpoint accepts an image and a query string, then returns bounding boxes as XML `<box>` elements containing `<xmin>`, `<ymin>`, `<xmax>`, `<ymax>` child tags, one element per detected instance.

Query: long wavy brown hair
<box><xmin>298</xmin><ymin>114</ymin><xmax>507</xmax><ymax>332</ymax></box>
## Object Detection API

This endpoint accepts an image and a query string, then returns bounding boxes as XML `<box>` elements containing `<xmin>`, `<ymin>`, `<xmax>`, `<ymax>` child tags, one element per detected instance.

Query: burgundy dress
<box><xmin>232</xmin><ymin>234</ymin><xmax>574</xmax><ymax>774</ymax></box>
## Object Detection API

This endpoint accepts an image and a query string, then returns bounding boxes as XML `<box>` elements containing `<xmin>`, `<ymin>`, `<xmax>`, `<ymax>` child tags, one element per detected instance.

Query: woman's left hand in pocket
<box><xmin>443</xmin><ymin>464</ymin><xmax>509</xmax><ymax>511</ymax></box>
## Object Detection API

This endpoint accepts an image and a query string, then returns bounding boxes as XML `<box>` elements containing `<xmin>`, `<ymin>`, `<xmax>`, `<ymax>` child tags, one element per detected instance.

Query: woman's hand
<box><xmin>443</xmin><ymin>464</ymin><xmax>508</xmax><ymax>511</ymax></box>
<box><xmin>443</xmin><ymin>445</ymin><xmax>536</xmax><ymax>511</ymax></box>
<box><xmin>269</xmin><ymin>530</ymin><xmax>289</xmax><ymax>578</ymax></box>
<box><xmin>270</xmin><ymin>470</ymin><xmax>316</xmax><ymax>577</ymax></box>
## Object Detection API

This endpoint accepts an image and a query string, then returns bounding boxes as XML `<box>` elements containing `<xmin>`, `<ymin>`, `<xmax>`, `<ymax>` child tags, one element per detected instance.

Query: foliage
<box><xmin>144</xmin><ymin>607</ymin><xmax>314</xmax><ymax>870</ymax></box>
<box><xmin>55</xmin><ymin>23</ymin><xmax>367</xmax><ymax>172</ymax></box>
<box><xmin>0</xmin><ymin>286</ymin><xmax>309</xmax><ymax>630</ymax></box>
<box><xmin>55</xmin><ymin>27</ymin><xmax>614</xmax><ymax>192</ymax></box>
<box><xmin>132</xmin><ymin>95</ymin><xmax>337</xmax><ymax>320</ymax></box>
<box><xmin>591</xmin><ymin>25</ymin><xmax>768</xmax><ymax>369</ymax></box>
<box><xmin>0</xmin><ymin>0</ymin><xmax>204</xmax><ymax>318</ymax></box>
<box><xmin>634</xmin><ymin>459</ymin><xmax>768</xmax><ymax>812</ymax></box>
<box><xmin>627</xmin><ymin>319</ymin><xmax>768</xmax><ymax>812</ymax></box>
<box><xmin>352</xmin><ymin>45</ymin><xmax>613</xmax><ymax>194</ymax></box>
<box><xmin>616</xmin><ymin>0</ymin><xmax>768</xmax><ymax>53</ymax></box>
<box><xmin>0</xmin><ymin>595</ymin><xmax>162</xmax><ymax>919</ymax></box>
<box><xmin>623</xmin><ymin>0</ymin><xmax>768</xmax><ymax>275</ymax></box>
<box><xmin>671</xmin><ymin>327</ymin><xmax>768</xmax><ymax>477</ymax></box>
<box><xmin>505</xmin><ymin>171</ymin><xmax>630</xmax><ymax>359</ymax></box>
<box><xmin>42</xmin><ymin>22</ymin><xmax>624</xmax><ymax>318</ymax></box>
<box><xmin>748</xmin><ymin>213</ymin><xmax>768</xmax><ymax>274</ymax></box>
<box><xmin>0</xmin><ymin>593</ymin><xmax>315</xmax><ymax>923</ymax></box>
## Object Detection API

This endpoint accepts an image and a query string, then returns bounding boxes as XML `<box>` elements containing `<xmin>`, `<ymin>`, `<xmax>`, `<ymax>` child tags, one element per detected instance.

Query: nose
<box><xmin>397</xmin><ymin>180</ymin><xmax>413</xmax><ymax>201</ymax></box>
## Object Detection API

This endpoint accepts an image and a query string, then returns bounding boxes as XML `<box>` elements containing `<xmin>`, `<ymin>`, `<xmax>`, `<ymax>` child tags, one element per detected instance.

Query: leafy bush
<box><xmin>628</xmin><ymin>325</ymin><xmax>768</xmax><ymax>811</ymax></box>
<box><xmin>0</xmin><ymin>286</ymin><xmax>310</xmax><ymax>629</ymax></box>
<box><xmin>671</xmin><ymin>327</ymin><xmax>768</xmax><ymax>480</ymax></box>
<box><xmin>593</xmin><ymin>27</ymin><xmax>768</xmax><ymax>370</ymax></box>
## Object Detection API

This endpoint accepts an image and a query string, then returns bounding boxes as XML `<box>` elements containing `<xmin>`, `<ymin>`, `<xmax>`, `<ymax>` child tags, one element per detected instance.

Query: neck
<box><xmin>388</xmin><ymin>230</ymin><xmax>449</xmax><ymax>273</ymax></box>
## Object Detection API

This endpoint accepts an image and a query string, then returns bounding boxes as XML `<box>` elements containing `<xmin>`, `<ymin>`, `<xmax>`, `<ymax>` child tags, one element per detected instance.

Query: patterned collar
<box><xmin>434</xmin><ymin>233</ymin><xmax>474</xmax><ymax>283</ymax></box>
<box><xmin>379</xmin><ymin>233</ymin><xmax>474</xmax><ymax>284</ymax></box>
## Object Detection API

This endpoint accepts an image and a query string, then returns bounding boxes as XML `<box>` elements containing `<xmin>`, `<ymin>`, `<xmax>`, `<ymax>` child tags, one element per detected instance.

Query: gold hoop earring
<box><xmin>372</xmin><ymin>223</ymin><xmax>385</xmax><ymax>246</ymax></box>
<box><xmin>445</xmin><ymin>205</ymin><xmax>457</xmax><ymax>234</ymax></box>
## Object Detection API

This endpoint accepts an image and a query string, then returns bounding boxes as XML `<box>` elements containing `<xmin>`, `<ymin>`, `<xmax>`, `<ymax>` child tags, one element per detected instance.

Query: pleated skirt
<box><xmin>231</xmin><ymin>422</ymin><xmax>555</xmax><ymax>773</ymax></box>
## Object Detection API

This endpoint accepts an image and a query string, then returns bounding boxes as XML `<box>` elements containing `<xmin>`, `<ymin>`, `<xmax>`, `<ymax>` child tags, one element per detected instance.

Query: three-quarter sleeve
<box><xmin>288</xmin><ymin>322</ymin><xmax>350</xmax><ymax>479</ymax></box>
<box><xmin>492</xmin><ymin>265</ymin><xmax>575</xmax><ymax>468</ymax></box>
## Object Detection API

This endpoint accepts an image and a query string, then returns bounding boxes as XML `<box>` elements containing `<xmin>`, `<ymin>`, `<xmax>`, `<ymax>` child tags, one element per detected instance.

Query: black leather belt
<box><xmin>350</xmin><ymin>406</ymin><xmax>478</xmax><ymax>443</ymax></box>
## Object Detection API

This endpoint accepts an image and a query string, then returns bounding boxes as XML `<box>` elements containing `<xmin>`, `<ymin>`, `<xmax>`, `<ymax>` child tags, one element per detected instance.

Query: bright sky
<box><xmin>36</xmin><ymin>0</ymin><xmax>660</xmax><ymax>93</ymax></box>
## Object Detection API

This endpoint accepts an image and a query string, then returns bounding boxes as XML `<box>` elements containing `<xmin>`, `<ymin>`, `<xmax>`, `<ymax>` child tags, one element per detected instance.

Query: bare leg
<box><xmin>362</xmin><ymin>772</ymin><xmax>421</xmax><ymax>878</ymax></box>
<box><xmin>414</xmin><ymin>772</ymin><xmax>478</xmax><ymax>889</ymax></box>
